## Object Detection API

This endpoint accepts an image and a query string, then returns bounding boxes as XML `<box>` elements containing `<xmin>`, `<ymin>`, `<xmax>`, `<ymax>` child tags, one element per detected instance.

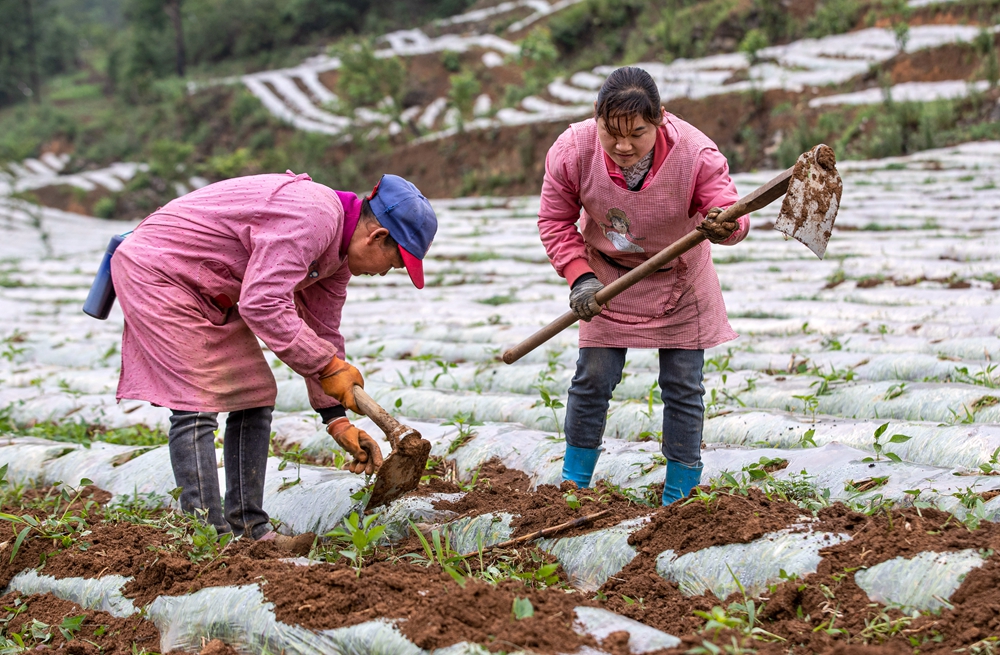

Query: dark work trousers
<box><xmin>563</xmin><ymin>348</ymin><xmax>705</xmax><ymax>466</ymax></box>
<box><xmin>167</xmin><ymin>406</ymin><xmax>274</xmax><ymax>539</ymax></box>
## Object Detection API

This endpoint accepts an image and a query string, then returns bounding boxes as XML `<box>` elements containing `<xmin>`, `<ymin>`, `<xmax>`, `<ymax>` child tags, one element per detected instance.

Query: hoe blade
<box><xmin>774</xmin><ymin>144</ymin><xmax>844</xmax><ymax>259</ymax></box>
<box><xmin>365</xmin><ymin>431</ymin><xmax>431</xmax><ymax>511</ymax></box>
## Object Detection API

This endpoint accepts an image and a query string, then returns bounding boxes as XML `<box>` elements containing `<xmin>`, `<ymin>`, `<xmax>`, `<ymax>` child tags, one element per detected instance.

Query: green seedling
<box><xmin>326</xmin><ymin>511</ymin><xmax>386</xmax><ymax>576</ymax></box>
<box><xmin>277</xmin><ymin>444</ymin><xmax>308</xmax><ymax>491</ymax></box>
<box><xmin>444</xmin><ymin>411</ymin><xmax>482</xmax><ymax>454</ymax></box>
<box><xmin>791</xmin><ymin>393</ymin><xmax>819</xmax><ymax>421</ymax></box>
<box><xmin>979</xmin><ymin>446</ymin><xmax>1000</xmax><ymax>475</ymax></box>
<box><xmin>0</xmin><ymin>471</ymin><xmax>97</xmax><ymax>564</ymax></box>
<box><xmin>862</xmin><ymin>422</ymin><xmax>911</xmax><ymax>463</ymax></box>
<box><xmin>683</xmin><ymin>487</ymin><xmax>719</xmax><ymax>513</ymax></box>
<box><xmin>405</xmin><ymin>521</ymin><xmax>468</xmax><ymax>587</ymax></box>
<box><xmin>57</xmin><ymin>615</ymin><xmax>85</xmax><ymax>642</ymax></box>
<box><xmin>563</xmin><ymin>490</ymin><xmax>581</xmax><ymax>510</ymax></box>
<box><xmin>796</xmin><ymin>428</ymin><xmax>818</xmax><ymax>449</ymax></box>
<box><xmin>188</xmin><ymin>509</ymin><xmax>234</xmax><ymax>563</ymax></box>
<box><xmin>531</xmin><ymin>370</ymin><xmax>565</xmax><ymax>437</ymax></box>
<box><xmin>512</xmin><ymin>597</ymin><xmax>534</xmax><ymax>620</ymax></box>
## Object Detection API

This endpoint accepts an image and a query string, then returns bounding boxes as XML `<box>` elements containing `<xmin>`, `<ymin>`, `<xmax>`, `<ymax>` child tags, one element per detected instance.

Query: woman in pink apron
<box><xmin>537</xmin><ymin>67</ymin><xmax>747</xmax><ymax>505</ymax></box>
<box><xmin>110</xmin><ymin>173</ymin><xmax>437</xmax><ymax>548</ymax></box>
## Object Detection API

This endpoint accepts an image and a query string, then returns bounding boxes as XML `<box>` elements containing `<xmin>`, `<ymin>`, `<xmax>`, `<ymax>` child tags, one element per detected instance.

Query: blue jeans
<box><xmin>168</xmin><ymin>406</ymin><xmax>273</xmax><ymax>539</ymax></box>
<box><xmin>563</xmin><ymin>348</ymin><xmax>705</xmax><ymax>466</ymax></box>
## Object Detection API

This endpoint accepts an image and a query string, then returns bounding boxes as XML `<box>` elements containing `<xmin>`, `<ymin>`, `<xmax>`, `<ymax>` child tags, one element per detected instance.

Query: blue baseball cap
<box><xmin>367</xmin><ymin>174</ymin><xmax>438</xmax><ymax>289</ymax></box>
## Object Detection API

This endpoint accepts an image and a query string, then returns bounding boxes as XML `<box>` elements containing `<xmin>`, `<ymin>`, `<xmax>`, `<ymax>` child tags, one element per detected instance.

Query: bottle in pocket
<box><xmin>83</xmin><ymin>233</ymin><xmax>129</xmax><ymax>320</ymax></box>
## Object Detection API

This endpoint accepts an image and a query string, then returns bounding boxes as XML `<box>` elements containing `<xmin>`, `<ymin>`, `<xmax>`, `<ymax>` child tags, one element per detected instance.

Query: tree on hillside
<box><xmin>0</xmin><ymin>0</ymin><xmax>79</xmax><ymax>106</ymax></box>
<box><xmin>126</xmin><ymin>0</ymin><xmax>185</xmax><ymax>76</ymax></box>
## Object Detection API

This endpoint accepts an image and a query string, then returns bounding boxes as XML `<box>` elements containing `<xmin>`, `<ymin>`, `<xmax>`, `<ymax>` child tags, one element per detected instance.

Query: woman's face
<box><xmin>597</xmin><ymin>114</ymin><xmax>657</xmax><ymax>169</ymax></box>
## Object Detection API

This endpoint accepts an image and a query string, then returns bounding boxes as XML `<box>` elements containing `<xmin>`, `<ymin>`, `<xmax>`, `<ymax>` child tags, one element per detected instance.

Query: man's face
<box><xmin>597</xmin><ymin>114</ymin><xmax>657</xmax><ymax>169</ymax></box>
<box><xmin>347</xmin><ymin>222</ymin><xmax>405</xmax><ymax>278</ymax></box>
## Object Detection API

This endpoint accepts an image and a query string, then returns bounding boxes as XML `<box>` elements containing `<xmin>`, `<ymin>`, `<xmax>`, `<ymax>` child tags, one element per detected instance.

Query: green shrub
<box><xmin>202</xmin><ymin>148</ymin><xmax>253</xmax><ymax>180</ymax></box>
<box><xmin>448</xmin><ymin>70</ymin><xmax>481</xmax><ymax>126</ymax></box>
<box><xmin>441</xmin><ymin>50</ymin><xmax>461</xmax><ymax>73</ymax></box>
<box><xmin>549</xmin><ymin>0</ymin><xmax>642</xmax><ymax>54</ymax></box>
<box><xmin>336</xmin><ymin>41</ymin><xmax>406</xmax><ymax>110</ymax></box>
<box><xmin>807</xmin><ymin>0</ymin><xmax>862</xmax><ymax>38</ymax></box>
<box><xmin>739</xmin><ymin>29</ymin><xmax>770</xmax><ymax>63</ymax></box>
<box><xmin>93</xmin><ymin>196</ymin><xmax>117</xmax><ymax>219</ymax></box>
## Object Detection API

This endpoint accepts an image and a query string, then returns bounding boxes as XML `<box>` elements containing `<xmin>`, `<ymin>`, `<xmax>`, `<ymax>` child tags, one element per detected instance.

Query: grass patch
<box><xmin>0</xmin><ymin>407</ymin><xmax>167</xmax><ymax>447</ymax></box>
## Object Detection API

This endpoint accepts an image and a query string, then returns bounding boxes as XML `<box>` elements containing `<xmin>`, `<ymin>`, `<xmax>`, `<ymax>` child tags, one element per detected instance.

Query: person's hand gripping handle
<box><xmin>320</xmin><ymin>357</ymin><xmax>384</xmax><ymax>474</ymax></box>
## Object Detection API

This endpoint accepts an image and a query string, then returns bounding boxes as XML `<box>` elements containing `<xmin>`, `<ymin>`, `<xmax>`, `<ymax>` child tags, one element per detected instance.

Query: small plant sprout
<box><xmin>531</xmin><ymin>369</ymin><xmax>565</xmax><ymax>438</ymax></box>
<box><xmin>512</xmin><ymin>597</ymin><xmax>535</xmax><ymax>620</ymax></box>
<box><xmin>883</xmin><ymin>382</ymin><xmax>907</xmax><ymax>400</ymax></box>
<box><xmin>405</xmin><ymin>521</ymin><xmax>469</xmax><ymax>587</ymax></box>
<box><xmin>326</xmin><ymin>512</ymin><xmax>386</xmax><ymax>576</ymax></box>
<box><xmin>979</xmin><ymin>446</ymin><xmax>1000</xmax><ymax>475</ymax></box>
<box><xmin>796</xmin><ymin>428</ymin><xmax>818</xmax><ymax>448</ymax></box>
<box><xmin>862</xmin><ymin>422</ymin><xmax>911</xmax><ymax>464</ymax></box>
<box><xmin>277</xmin><ymin>444</ymin><xmax>308</xmax><ymax>491</ymax></box>
<box><xmin>444</xmin><ymin>411</ymin><xmax>482</xmax><ymax>454</ymax></box>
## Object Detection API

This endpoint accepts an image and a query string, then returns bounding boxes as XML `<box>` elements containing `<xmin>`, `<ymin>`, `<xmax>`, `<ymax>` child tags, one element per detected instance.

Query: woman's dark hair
<box><xmin>594</xmin><ymin>66</ymin><xmax>663</xmax><ymax>137</ymax></box>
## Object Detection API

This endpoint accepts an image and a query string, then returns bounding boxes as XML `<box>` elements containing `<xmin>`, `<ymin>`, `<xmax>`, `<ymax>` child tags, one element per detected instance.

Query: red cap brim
<box><xmin>399</xmin><ymin>245</ymin><xmax>424</xmax><ymax>289</ymax></box>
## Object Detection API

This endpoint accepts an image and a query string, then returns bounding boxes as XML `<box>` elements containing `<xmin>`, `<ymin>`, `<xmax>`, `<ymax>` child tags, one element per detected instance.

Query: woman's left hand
<box><xmin>327</xmin><ymin>418</ymin><xmax>384</xmax><ymax>475</ymax></box>
<box><xmin>698</xmin><ymin>207</ymin><xmax>739</xmax><ymax>243</ymax></box>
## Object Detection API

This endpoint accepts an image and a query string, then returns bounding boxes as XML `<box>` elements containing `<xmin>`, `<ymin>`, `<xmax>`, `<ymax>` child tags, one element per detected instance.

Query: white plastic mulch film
<box><xmin>656</xmin><ymin>529</ymin><xmax>851</xmax><ymax>599</ymax></box>
<box><xmin>2</xmin><ymin>123</ymin><xmax>1000</xmax><ymax>650</ymax></box>
<box><xmin>854</xmin><ymin>549</ymin><xmax>987</xmax><ymax>612</ymax></box>
<box><xmin>3</xmin><ymin>573</ymin><xmax>681</xmax><ymax>655</ymax></box>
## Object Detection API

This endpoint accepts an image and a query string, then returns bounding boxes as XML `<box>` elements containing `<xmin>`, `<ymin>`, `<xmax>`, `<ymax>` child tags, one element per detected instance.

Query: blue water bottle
<box><xmin>83</xmin><ymin>232</ymin><xmax>130</xmax><ymax>320</ymax></box>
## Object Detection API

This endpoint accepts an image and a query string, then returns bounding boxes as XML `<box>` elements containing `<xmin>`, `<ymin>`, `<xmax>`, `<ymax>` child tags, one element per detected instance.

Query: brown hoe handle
<box><xmin>501</xmin><ymin>165</ymin><xmax>796</xmax><ymax>365</ymax></box>
<box><xmin>352</xmin><ymin>386</ymin><xmax>407</xmax><ymax>448</ymax></box>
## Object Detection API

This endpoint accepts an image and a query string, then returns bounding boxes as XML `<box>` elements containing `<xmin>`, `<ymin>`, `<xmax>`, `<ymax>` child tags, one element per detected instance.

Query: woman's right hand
<box><xmin>318</xmin><ymin>357</ymin><xmax>364</xmax><ymax>413</ymax></box>
<box><xmin>569</xmin><ymin>274</ymin><xmax>605</xmax><ymax>322</ymax></box>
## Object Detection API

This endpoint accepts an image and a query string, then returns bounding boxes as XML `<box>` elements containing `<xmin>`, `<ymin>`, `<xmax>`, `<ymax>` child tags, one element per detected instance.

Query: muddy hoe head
<box><xmin>350</xmin><ymin>386</ymin><xmax>432</xmax><ymax>510</ymax></box>
<box><xmin>774</xmin><ymin>144</ymin><xmax>843</xmax><ymax>259</ymax></box>
<box><xmin>365</xmin><ymin>427</ymin><xmax>431</xmax><ymax>510</ymax></box>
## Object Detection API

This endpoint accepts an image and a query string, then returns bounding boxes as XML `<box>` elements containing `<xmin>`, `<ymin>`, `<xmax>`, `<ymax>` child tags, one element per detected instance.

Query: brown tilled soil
<box><xmin>0</xmin><ymin>591</ymin><xmax>160</xmax><ymax>654</ymax></box>
<box><xmin>4</xmin><ymin>469</ymin><xmax>1000</xmax><ymax>654</ymax></box>
<box><xmin>429</xmin><ymin>460</ymin><xmax>655</xmax><ymax>539</ymax></box>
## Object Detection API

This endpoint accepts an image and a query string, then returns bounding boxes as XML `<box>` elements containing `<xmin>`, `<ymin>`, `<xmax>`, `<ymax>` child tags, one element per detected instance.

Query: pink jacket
<box><xmin>539</xmin><ymin>114</ymin><xmax>746</xmax><ymax>288</ymax></box>
<box><xmin>537</xmin><ymin>114</ymin><xmax>744</xmax><ymax>350</ymax></box>
<box><xmin>112</xmin><ymin>172</ymin><xmax>358</xmax><ymax>413</ymax></box>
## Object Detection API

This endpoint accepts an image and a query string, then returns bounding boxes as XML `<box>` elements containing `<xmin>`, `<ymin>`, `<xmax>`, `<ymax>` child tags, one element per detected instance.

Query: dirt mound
<box><xmin>0</xmin><ymin>591</ymin><xmax>159</xmax><ymax>654</ymax></box>
<box><xmin>431</xmin><ymin>459</ymin><xmax>655</xmax><ymax>539</ymax></box>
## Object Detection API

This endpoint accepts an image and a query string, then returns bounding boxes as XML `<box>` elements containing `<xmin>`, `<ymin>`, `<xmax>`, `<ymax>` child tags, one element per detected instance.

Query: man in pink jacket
<box><xmin>110</xmin><ymin>172</ymin><xmax>437</xmax><ymax>549</ymax></box>
<box><xmin>538</xmin><ymin>67</ymin><xmax>745</xmax><ymax>505</ymax></box>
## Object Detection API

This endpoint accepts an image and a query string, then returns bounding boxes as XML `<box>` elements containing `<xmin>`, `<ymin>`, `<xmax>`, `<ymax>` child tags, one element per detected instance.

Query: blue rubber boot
<box><xmin>662</xmin><ymin>460</ymin><xmax>704</xmax><ymax>505</ymax></box>
<box><xmin>562</xmin><ymin>445</ymin><xmax>602</xmax><ymax>489</ymax></box>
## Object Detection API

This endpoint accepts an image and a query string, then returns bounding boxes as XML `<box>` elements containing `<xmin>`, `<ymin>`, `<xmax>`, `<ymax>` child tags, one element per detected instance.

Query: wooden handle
<box><xmin>501</xmin><ymin>165</ymin><xmax>796</xmax><ymax>365</ymax></box>
<box><xmin>353</xmin><ymin>386</ymin><xmax>407</xmax><ymax>448</ymax></box>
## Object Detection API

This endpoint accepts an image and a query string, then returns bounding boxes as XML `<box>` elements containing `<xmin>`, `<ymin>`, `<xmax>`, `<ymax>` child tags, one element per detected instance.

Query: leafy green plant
<box><xmin>444</xmin><ymin>411</ymin><xmax>482</xmax><ymax>454</ymax></box>
<box><xmin>0</xmin><ymin>471</ymin><xmax>97</xmax><ymax>564</ymax></box>
<box><xmin>187</xmin><ymin>510</ymin><xmax>234</xmax><ymax>564</ymax></box>
<box><xmin>796</xmin><ymin>428</ymin><xmax>818</xmax><ymax>449</ymax></box>
<box><xmin>683</xmin><ymin>487</ymin><xmax>719</xmax><ymax>512</ymax></box>
<box><xmin>326</xmin><ymin>512</ymin><xmax>386</xmax><ymax>575</ymax></box>
<box><xmin>862</xmin><ymin>423</ymin><xmax>911</xmax><ymax>463</ymax></box>
<box><xmin>406</xmin><ymin>521</ymin><xmax>469</xmax><ymax>587</ymax></box>
<box><xmin>277</xmin><ymin>444</ymin><xmax>307</xmax><ymax>491</ymax></box>
<box><xmin>979</xmin><ymin>447</ymin><xmax>1000</xmax><ymax>476</ymax></box>
<box><xmin>512</xmin><ymin>596</ymin><xmax>534</xmax><ymax>620</ymax></box>
<box><xmin>447</xmin><ymin>69</ymin><xmax>481</xmax><ymax>128</ymax></box>
<box><xmin>335</xmin><ymin>40</ymin><xmax>406</xmax><ymax>111</ymax></box>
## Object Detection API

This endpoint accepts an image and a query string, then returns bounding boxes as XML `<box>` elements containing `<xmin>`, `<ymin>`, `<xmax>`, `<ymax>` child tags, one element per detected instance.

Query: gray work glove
<box><xmin>569</xmin><ymin>275</ymin><xmax>604</xmax><ymax>322</ymax></box>
<box><xmin>697</xmin><ymin>207</ymin><xmax>739</xmax><ymax>244</ymax></box>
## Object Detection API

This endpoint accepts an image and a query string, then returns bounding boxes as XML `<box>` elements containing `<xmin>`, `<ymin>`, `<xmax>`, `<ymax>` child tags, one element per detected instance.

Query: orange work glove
<box><xmin>327</xmin><ymin>418</ymin><xmax>384</xmax><ymax>475</ymax></box>
<box><xmin>318</xmin><ymin>357</ymin><xmax>364</xmax><ymax>414</ymax></box>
